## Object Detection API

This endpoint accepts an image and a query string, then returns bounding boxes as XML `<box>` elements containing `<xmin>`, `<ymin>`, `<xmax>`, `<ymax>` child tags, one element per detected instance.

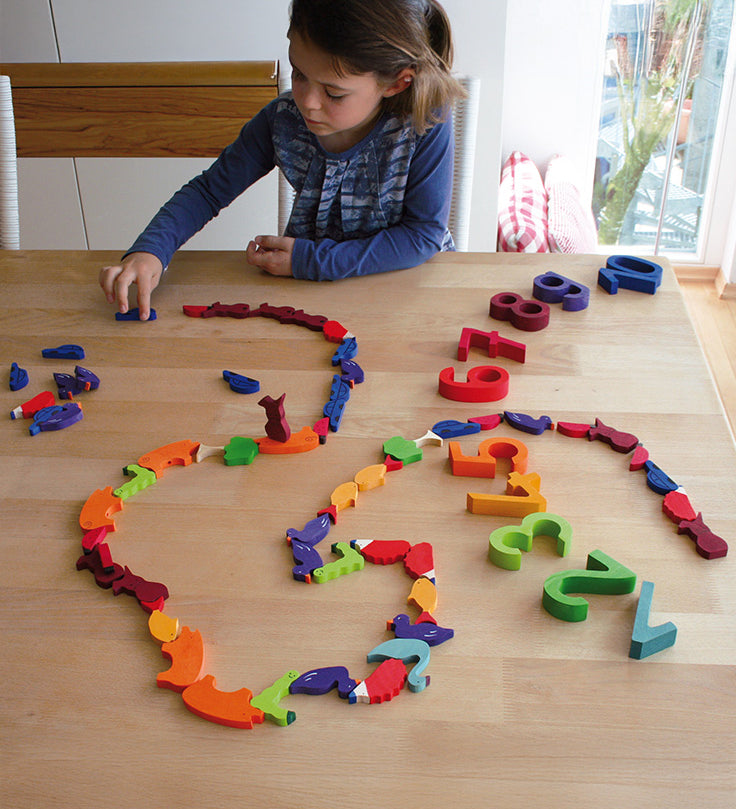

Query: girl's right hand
<box><xmin>99</xmin><ymin>252</ymin><xmax>163</xmax><ymax>321</ymax></box>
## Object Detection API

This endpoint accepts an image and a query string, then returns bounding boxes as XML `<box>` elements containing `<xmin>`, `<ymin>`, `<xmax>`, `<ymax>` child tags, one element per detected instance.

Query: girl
<box><xmin>100</xmin><ymin>0</ymin><xmax>465</xmax><ymax>320</ymax></box>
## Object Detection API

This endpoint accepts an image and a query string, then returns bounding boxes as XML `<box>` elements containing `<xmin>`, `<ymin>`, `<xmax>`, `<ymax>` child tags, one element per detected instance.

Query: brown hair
<box><xmin>289</xmin><ymin>0</ymin><xmax>466</xmax><ymax>134</ymax></box>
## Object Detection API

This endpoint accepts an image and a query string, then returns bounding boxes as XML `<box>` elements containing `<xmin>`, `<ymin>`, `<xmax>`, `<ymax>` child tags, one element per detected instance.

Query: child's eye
<box><xmin>325</xmin><ymin>89</ymin><xmax>346</xmax><ymax>101</ymax></box>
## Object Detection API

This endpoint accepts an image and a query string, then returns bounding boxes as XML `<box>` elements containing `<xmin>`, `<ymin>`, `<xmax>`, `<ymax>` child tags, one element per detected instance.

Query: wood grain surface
<box><xmin>1</xmin><ymin>250</ymin><xmax>734</xmax><ymax>809</ymax></box>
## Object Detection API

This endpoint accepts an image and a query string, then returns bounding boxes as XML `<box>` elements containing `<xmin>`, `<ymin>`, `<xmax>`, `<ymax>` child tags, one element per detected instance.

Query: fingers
<box><xmin>99</xmin><ymin>253</ymin><xmax>163</xmax><ymax>320</ymax></box>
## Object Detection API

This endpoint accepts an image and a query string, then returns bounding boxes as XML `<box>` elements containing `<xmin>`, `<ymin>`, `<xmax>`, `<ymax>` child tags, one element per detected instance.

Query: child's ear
<box><xmin>382</xmin><ymin>68</ymin><xmax>415</xmax><ymax>98</ymax></box>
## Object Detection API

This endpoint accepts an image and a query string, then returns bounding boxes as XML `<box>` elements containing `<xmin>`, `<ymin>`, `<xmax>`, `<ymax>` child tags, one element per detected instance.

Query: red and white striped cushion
<box><xmin>545</xmin><ymin>155</ymin><xmax>598</xmax><ymax>253</ymax></box>
<box><xmin>497</xmin><ymin>151</ymin><xmax>549</xmax><ymax>253</ymax></box>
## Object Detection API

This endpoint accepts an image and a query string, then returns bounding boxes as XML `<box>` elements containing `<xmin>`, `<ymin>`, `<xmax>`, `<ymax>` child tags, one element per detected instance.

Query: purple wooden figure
<box><xmin>289</xmin><ymin>666</ymin><xmax>359</xmax><ymax>699</ymax></box>
<box><xmin>286</xmin><ymin>513</ymin><xmax>332</xmax><ymax>547</ymax></box>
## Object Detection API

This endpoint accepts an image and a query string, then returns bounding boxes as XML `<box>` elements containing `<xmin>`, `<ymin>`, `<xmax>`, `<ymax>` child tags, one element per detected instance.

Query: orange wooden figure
<box><xmin>157</xmin><ymin>627</ymin><xmax>206</xmax><ymax>693</ymax></box>
<box><xmin>79</xmin><ymin>487</ymin><xmax>123</xmax><ymax>532</ymax></box>
<box><xmin>181</xmin><ymin>675</ymin><xmax>265</xmax><ymax>729</ymax></box>
<box><xmin>138</xmin><ymin>440</ymin><xmax>200</xmax><ymax>478</ymax></box>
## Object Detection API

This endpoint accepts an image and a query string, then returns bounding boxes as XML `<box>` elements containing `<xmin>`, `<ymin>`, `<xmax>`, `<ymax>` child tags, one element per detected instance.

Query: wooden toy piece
<box><xmin>142</xmin><ymin>595</ymin><xmax>166</xmax><ymax>614</ymax></box>
<box><xmin>224</xmin><ymin>436</ymin><xmax>260</xmax><ymax>466</ymax></box>
<box><xmin>29</xmin><ymin>401</ymin><xmax>83</xmax><ymax>435</ymax></box>
<box><xmin>114</xmin><ymin>463</ymin><xmax>157</xmax><ymax>500</ymax></box>
<box><xmin>290</xmin><ymin>539</ymin><xmax>324</xmax><ymax>583</ymax></box>
<box><xmin>367</xmin><ymin>638</ymin><xmax>432</xmax><ymax>693</ymax></box>
<box><xmin>542</xmin><ymin>549</ymin><xmax>637</xmax><ymax>623</ymax></box>
<box><xmin>254</xmin><ymin>302</ymin><xmax>297</xmax><ymax>321</ymax></box>
<box><xmin>348</xmin><ymin>658</ymin><xmax>407</xmax><ymax>704</ymax></box>
<box><xmin>10</xmin><ymin>390</ymin><xmax>55</xmax><ymax>420</ymax></box>
<box><xmin>449</xmin><ymin>440</ymin><xmax>495</xmax><ymax>478</ymax></box>
<box><xmin>74</xmin><ymin>366</ymin><xmax>99</xmax><ymax>391</ymax></box>
<box><xmin>642</xmin><ymin>460</ymin><xmax>678</xmax><ymax>495</ymax></box>
<box><xmin>115</xmin><ymin>307</ymin><xmax>157</xmax><ymax>321</ymax></box>
<box><xmin>182</xmin><ymin>304</ymin><xmax>210</xmax><ymax>317</ymax></box>
<box><xmin>96</xmin><ymin>541</ymin><xmax>115</xmax><ymax>573</ymax></box>
<box><xmin>468</xmin><ymin>413</ymin><xmax>503</xmax><ymax>430</ymax></box>
<box><xmin>489</xmin><ymin>512</ymin><xmax>572</xmax><ymax>571</ymax></box>
<box><xmin>250</xmin><ymin>670</ymin><xmax>300</xmax><ymax>726</ymax></box>
<box><xmin>383</xmin><ymin>436</ymin><xmax>423</xmax><ymax>464</ymax></box>
<box><xmin>351</xmin><ymin>539</ymin><xmax>412</xmax><ymax>565</ymax></box>
<box><xmin>79</xmin><ymin>486</ymin><xmax>123</xmax><ymax>533</ymax></box>
<box><xmin>312</xmin><ymin>541</ymin><xmax>365</xmax><ymax>583</ymax></box>
<box><xmin>258</xmin><ymin>393</ymin><xmax>291</xmax><ymax>443</ymax></box>
<box><xmin>323</xmin><ymin>374</ymin><xmax>351</xmax><ymax>432</ymax></box>
<box><xmin>322</xmin><ymin>319</ymin><xmax>350</xmax><ymax>343</ymax></box>
<box><xmin>438</xmin><ymin>365</ymin><xmax>510</xmax><ymax>403</ymax></box>
<box><xmin>76</xmin><ymin>545</ymin><xmax>125</xmax><ymax>588</ymax></box>
<box><xmin>148</xmin><ymin>609</ymin><xmax>180</xmax><ymax>643</ymax></box>
<box><xmin>54</xmin><ymin>372</ymin><xmax>81</xmax><ymax>400</ymax></box>
<box><xmin>449</xmin><ymin>436</ymin><xmax>530</xmax><ymax>479</ymax></box>
<box><xmin>662</xmin><ymin>488</ymin><xmax>696</xmax><ymax>524</ymax></box>
<box><xmin>431</xmin><ymin>419</ymin><xmax>482</xmax><ymax>439</ymax></box>
<box><xmin>281</xmin><ymin>308</ymin><xmax>328</xmax><ymax>331</ymax></box>
<box><xmin>413</xmin><ymin>430</ymin><xmax>443</xmax><ymax>448</ymax></box>
<box><xmin>222</xmin><ymin>370</ymin><xmax>260</xmax><ymax>394</ymax></box>
<box><xmin>112</xmin><ymin>566</ymin><xmax>169</xmax><ymax>610</ymax></box>
<box><xmin>503</xmin><ymin>411</ymin><xmax>553</xmax><ymax>435</ymax></box>
<box><xmin>286</xmin><ymin>512</ymin><xmax>332</xmax><ymax>547</ymax></box>
<box><xmin>532</xmin><ymin>271</ymin><xmax>590</xmax><ymax>311</ymax></box>
<box><xmin>256</xmin><ymin>425</ymin><xmax>319</xmax><ymax>454</ymax></box>
<box><xmin>388</xmin><ymin>614</ymin><xmax>454</xmax><ymax>647</ymax></box>
<box><xmin>318</xmin><ymin>504</ymin><xmax>338</xmax><ymax>523</ymax></box>
<box><xmin>467</xmin><ymin>471</ymin><xmax>546</xmax><ymax>518</ymax></box>
<box><xmin>384</xmin><ymin>455</ymin><xmax>404</xmax><ymax>472</ymax></box>
<box><xmin>489</xmin><ymin>292</ymin><xmax>550</xmax><ymax>331</ymax></box>
<box><xmin>677</xmin><ymin>513</ymin><xmax>728</xmax><ymax>559</ymax></box>
<box><xmin>290</xmin><ymin>666</ymin><xmax>360</xmax><ymax>698</ymax></box>
<box><xmin>340</xmin><ymin>358</ymin><xmax>364</xmax><ymax>385</ymax></box>
<box><xmin>138</xmin><ymin>439</ymin><xmax>200</xmax><ymax>478</ymax></box>
<box><xmin>181</xmin><ymin>675</ymin><xmax>265</xmax><ymax>729</ymax></box>
<box><xmin>81</xmin><ymin>525</ymin><xmax>108</xmax><ymax>555</ymax></box>
<box><xmin>403</xmin><ymin>542</ymin><xmax>435</xmax><ymax>581</ymax></box>
<box><xmin>598</xmin><ymin>255</ymin><xmax>663</xmax><ymax>295</ymax></box>
<box><xmin>331</xmin><ymin>336</ymin><xmax>358</xmax><ymax>365</ymax></box>
<box><xmin>202</xmin><ymin>301</ymin><xmax>251</xmax><ymax>318</ymax></box>
<box><xmin>9</xmin><ymin>362</ymin><xmax>29</xmax><ymax>391</ymax></box>
<box><xmin>41</xmin><ymin>344</ymin><xmax>85</xmax><ymax>359</ymax></box>
<box><xmin>629</xmin><ymin>444</ymin><xmax>650</xmax><ymax>470</ymax></box>
<box><xmin>330</xmin><ymin>480</ymin><xmax>359</xmax><ymax>512</ymax></box>
<box><xmin>195</xmin><ymin>443</ymin><xmax>225</xmax><ymax>462</ymax></box>
<box><xmin>312</xmin><ymin>416</ymin><xmax>330</xmax><ymax>444</ymax></box>
<box><xmin>157</xmin><ymin>627</ymin><xmax>206</xmax><ymax>692</ymax></box>
<box><xmin>407</xmin><ymin>576</ymin><xmax>438</xmax><ymax>616</ymax></box>
<box><xmin>629</xmin><ymin>580</ymin><xmax>677</xmax><ymax>660</ymax></box>
<box><xmin>457</xmin><ymin>328</ymin><xmax>527</xmax><ymax>363</ymax></box>
<box><xmin>587</xmin><ymin>418</ymin><xmax>639</xmax><ymax>453</ymax></box>
<box><xmin>354</xmin><ymin>463</ymin><xmax>387</xmax><ymax>491</ymax></box>
<box><xmin>556</xmin><ymin>420</ymin><xmax>591</xmax><ymax>438</ymax></box>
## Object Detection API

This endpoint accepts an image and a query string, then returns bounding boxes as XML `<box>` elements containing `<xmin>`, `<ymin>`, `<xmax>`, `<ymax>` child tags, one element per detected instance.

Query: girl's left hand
<box><xmin>246</xmin><ymin>235</ymin><xmax>295</xmax><ymax>277</ymax></box>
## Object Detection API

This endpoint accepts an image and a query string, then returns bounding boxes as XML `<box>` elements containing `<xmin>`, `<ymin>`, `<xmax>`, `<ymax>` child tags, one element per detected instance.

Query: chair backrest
<box><xmin>0</xmin><ymin>75</ymin><xmax>19</xmax><ymax>249</ymax></box>
<box><xmin>449</xmin><ymin>75</ymin><xmax>480</xmax><ymax>252</ymax></box>
<box><xmin>1</xmin><ymin>61</ymin><xmax>279</xmax><ymax>158</ymax></box>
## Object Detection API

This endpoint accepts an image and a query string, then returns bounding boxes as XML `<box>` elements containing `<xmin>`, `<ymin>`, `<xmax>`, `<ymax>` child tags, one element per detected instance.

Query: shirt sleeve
<box><xmin>291</xmin><ymin>114</ymin><xmax>455</xmax><ymax>281</ymax></box>
<box><xmin>124</xmin><ymin>104</ymin><xmax>276</xmax><ymax>268</ymax></box>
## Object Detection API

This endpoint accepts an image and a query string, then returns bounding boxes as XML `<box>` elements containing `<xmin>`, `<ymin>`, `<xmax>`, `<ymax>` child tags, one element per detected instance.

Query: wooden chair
<box><xmin>0</xmin><ymin>75</ymin><xmax>19</xmax><ymax>249</ymax></box>
<box><xmin>449</xmin><ymin>75</ymin><xmax>480</xmax><ymax>252</ymax></box>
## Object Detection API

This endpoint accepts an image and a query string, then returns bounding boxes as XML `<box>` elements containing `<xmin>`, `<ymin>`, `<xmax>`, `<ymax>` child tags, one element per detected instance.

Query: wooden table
<box><xmin>2</xmin><ymin>250</ymin><xmax>735</xmax><ymax>808</ymax></box>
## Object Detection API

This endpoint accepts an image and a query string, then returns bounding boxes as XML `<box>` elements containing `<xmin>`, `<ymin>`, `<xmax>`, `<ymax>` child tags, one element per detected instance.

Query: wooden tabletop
<box><xmin>2</xmin><ymin>250</ymin><xmax>735</xmax><ymax>808</ymax></box>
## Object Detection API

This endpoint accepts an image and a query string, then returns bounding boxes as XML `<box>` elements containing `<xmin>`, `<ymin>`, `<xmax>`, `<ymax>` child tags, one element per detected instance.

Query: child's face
<box><xmin>288</xmin><ymin>30</ymin><xmax>407</xmax><ymax>152</ymax></box>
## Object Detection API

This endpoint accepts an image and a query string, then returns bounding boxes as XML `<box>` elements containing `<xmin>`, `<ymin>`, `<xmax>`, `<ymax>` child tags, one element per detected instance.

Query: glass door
<box><xmin>593</xmin><ymin>0</ymin><xmax>735</xmax><ymax>256</ymax></box>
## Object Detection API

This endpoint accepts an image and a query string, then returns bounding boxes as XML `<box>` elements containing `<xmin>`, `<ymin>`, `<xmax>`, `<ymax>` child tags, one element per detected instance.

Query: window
<box><xmin>593</xmin><ymin>0</ymin><xmax>734</xmax><ymax>255</ymax></box>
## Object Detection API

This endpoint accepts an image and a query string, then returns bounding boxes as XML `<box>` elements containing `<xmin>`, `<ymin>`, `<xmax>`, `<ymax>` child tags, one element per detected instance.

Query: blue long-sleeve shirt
<box><xmin>127</xmin><ymin>92</ymin><xmax>455</xmax><ymax>280</ymax></box>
